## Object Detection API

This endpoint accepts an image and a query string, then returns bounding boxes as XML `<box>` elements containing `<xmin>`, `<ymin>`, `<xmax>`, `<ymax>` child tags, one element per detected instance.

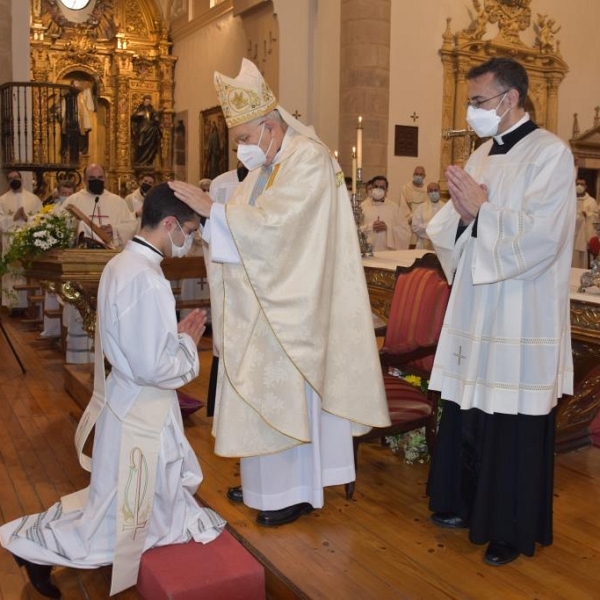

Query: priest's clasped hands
<box><xmin>446</xmin><ymin>165</ymin><xmax>488</xmax><ymax>225</ymax></box>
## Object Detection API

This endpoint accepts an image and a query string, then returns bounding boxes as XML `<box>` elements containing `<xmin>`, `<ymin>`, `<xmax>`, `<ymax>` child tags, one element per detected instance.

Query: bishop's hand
<box><xmin>168</xmin><ymin>181</ymin><xmax>213</xmax><ymax>218</ymax></box>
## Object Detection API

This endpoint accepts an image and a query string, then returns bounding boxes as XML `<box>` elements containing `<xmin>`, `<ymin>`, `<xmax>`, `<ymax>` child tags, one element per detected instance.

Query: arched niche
<box><xmin>29</xmin><ymin>0</ymin><xmax>176</xmax><ymax>195</ymax></box>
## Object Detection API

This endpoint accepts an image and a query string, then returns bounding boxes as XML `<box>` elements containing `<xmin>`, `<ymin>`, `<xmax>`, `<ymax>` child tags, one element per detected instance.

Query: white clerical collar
<box><xmin>493</xmin><ymin>113</ymin><xmax>530</xmax><ymax>145</ymax></box>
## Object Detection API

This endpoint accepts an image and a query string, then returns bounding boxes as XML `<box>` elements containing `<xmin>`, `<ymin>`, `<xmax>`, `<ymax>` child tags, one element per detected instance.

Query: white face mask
<box><xmin>371</xmin><ymin>188</ymin><xmax>385</xmax><ymax>201</ymax></box>
<box><xmin>413</xmin><ymin>175</ymin><xmax>424</xmax><ymax>186</ymax></box>
<box><xmin>428</xmin><ymin>191</ymin><xmax>440</xmax><ymax>203</ymax></box>
<box><xmin>236</xmin><ymin>123</ymin><xmax>273</xmax><ymax>171</ymax></box>
<box><xmin>168</xmin><ymin>221</ymin><xmax>194</xmax><ymax>258</ymax></box>
<box><xmin>576</xmin><ymin>185</ymin><xmax>585</xmax><ymax>195</ymax></box>
<box><xmin>466</xmin><ymin>93</ymin><xmax>508</xmax><ymax>138</ymax></box>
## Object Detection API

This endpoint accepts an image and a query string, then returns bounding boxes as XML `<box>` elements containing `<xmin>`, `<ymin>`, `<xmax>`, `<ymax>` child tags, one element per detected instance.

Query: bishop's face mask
<box><xmin>237</xmin><ymin>123</ymin><xmax>273</xmax><ymax>171</ymax></box>
<box><xmin>169</xmin><ymin>220</ymin><xmax>194</xmax><ymax>258</ymax></box>
<box><xmin>466</xmin><ymin>93</ymin><xmax>509</xmax><ymax>138</ymax></box>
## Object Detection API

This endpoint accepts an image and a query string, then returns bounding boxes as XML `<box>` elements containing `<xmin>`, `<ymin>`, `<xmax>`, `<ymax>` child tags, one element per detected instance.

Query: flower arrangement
<box><xmin>0</xmin><ymin>205</ymin><xmax>76</xmax><ymax>277</ymax></box>
<box><xmin>386</xmin><ymin>367</ymin><xmax>437</xmax><ymax>465</ymax></box>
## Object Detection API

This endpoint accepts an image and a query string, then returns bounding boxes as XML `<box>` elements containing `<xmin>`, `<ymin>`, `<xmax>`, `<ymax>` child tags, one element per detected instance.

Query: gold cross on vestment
<box><xmin>454</xmin><ymin>345</ymin><xmax>466</xmax><ymax>365</ymax></box>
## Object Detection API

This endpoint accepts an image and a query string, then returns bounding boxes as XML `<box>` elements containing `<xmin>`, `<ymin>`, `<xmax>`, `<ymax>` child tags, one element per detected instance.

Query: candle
<box><xmin>351</xmin><ymin>146</ymin><xmax>357</xmax><ymax>194</ymax></box>
<box><xmin>356</xmin><ymin>116</ymin><xmax>363</xmax><ymax>172</ymax></box>
<box><xmin>334</xmin><ymin>150</ymin><xmax>339</xmax><ymax>161</ymax></box>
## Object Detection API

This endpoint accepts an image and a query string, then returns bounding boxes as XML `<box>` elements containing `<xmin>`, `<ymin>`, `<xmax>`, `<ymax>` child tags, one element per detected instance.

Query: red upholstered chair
<box><xmin>345</xmin><ymin>252</ymin><xmax>451</xmax><ymax>500</ymax></box>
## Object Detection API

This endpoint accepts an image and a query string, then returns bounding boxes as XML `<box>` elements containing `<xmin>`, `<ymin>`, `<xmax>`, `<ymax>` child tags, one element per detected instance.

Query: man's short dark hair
<box><xmin>371</xmin><ymin>175</ymin><xmax>389</xmax><ymax>190</ymax></box>
<box><xmin>467</xmin><ymin>57</ymin><xmax>529</xmax><ymax>108</ymax></box>
<box><xmin>141</xmin><ymin>182</ymin><xmax>198</xmax><ymax>229</ymax></box>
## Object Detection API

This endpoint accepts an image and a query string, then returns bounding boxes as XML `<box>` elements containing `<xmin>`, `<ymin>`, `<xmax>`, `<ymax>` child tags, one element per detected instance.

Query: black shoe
<box><xmin>256</xmin><ymin>503</ymin><xmax>313</xmax><ymax>527</ymax></box>
<box><xmin>430</xmin><ymin>512</ymin><xmax>469</xmax><ymax>529</ymax></box>
<box><xmin>12</xmin><ymin>554</ymin><xmax>62</xmax><ymax>598</ymax></box>
<box><xmin>483</xmin><ymin>541</ymin><xmax>520</xmax><ymax>566</ymax></box>
<box><xmin>226</xmin><ymin>486</ymin><xmax>243</xmax><ymax>503</ymax></box>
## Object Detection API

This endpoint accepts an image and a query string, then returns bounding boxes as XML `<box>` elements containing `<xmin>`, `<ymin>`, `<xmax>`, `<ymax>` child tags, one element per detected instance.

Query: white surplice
<box><xmin>0</xmin><ymin>241</ymin><xmax>224</xmax><ymax>588</ymax></box>
<box><xmin>426</xmin><ymin>120</ymin><xmax>575</xmax><ymax>416</ymax></box>
<box><xmin>412</xmin><ymin>200</ymin><xmax>444</xmax><ymax>250</ymax></box>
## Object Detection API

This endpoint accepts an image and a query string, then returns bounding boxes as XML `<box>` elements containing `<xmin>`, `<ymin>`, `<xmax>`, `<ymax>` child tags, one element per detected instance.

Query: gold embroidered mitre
<box><xmin>214</xmin><ymin>58</ymin><xmax>277</xmax><ymax>128</ymax></box>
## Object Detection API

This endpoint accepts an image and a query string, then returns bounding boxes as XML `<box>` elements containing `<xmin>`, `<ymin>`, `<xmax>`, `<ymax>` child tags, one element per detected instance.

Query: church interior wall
<box><xmin>387</xmin><ymin>0</ymin><xmax>600</xmax><ymax>198</ymax></box>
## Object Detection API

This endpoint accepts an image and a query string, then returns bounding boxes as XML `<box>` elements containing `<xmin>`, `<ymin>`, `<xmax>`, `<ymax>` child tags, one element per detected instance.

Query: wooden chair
<box><xmin>345</xmin><ymin>252</ymin><xmax>451</xmax><ymax>500</ymax></box>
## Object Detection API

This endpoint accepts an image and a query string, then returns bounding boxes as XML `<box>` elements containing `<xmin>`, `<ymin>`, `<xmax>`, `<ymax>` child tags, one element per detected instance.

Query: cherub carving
<box><xmin>534</xmin><ymin>13</ymin><xmax>561</xmax><ymax>54</ymax></box>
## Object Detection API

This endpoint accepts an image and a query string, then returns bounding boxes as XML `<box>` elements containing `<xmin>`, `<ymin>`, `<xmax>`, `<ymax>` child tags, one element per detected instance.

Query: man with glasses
<box><xmin>361</xmin><ymin>175</ymin><xmax>411</xmax><ymax>250</ymax></box>
<box><xmin>426</xmin><ymin>57</ymin><xmax>575</xmax><ymax>566</ymax></box>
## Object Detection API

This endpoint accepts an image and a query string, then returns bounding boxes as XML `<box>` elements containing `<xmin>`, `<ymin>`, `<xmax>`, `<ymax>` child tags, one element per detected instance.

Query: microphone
<box><xmin>90</xmin><ymin>196</ymin><xmax>99</xmax><ymax>242</ymax></box>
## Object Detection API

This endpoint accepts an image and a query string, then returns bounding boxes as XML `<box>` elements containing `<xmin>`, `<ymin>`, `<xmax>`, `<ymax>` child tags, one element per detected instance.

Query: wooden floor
<box><xmin>1</xmin><ymin>308</ymin><xmax>600</xmax><ymax>600</ymax></box>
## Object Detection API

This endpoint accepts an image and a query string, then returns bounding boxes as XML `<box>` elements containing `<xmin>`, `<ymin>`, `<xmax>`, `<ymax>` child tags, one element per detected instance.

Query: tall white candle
<box><xmin>356</xmin><ymin>116</ymin><xmax>363</xmax><ymax>172</ymax></box>
<box><xmin>351</xmin><ymin>146</ymin><xmax>357</xmax><ymax>194</ymax></box>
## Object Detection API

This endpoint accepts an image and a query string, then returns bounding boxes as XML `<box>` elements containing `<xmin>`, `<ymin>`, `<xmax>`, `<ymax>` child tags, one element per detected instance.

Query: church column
<box><xmin>545</xmin><ymin>75</ymin><xmax>562</xmax><ymax>134</ymax></box>
<box><xmin>339</xmin><ymin>0</ymin><xmax>391</xmax><ymax>183</ymax></box>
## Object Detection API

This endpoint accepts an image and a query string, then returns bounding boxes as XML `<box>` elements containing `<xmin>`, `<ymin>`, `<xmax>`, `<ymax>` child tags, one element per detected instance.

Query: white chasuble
<box><xmin>427</xmin><ymin>126</ymin><xmax>575</xmax><ymax>416</ymax></box>
<box><xmin>208</xmin><ymin>127</ymin><xmax>390</xmax><ymax>458</ymax></box>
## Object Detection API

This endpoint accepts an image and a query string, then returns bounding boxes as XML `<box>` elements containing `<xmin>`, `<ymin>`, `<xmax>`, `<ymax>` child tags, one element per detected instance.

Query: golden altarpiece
<box><xmin>29</xmin><ymin>0</ymin><xmax>176</xmax><ymax>194</ymax></box>
<box><xmin>439</xmin><ymin>0</ymin><xmax>568</xmax><ymax>179</ymax></box>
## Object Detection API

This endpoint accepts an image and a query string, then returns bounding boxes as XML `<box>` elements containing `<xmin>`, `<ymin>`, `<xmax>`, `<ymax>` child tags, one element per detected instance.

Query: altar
<box><xmin>363</xmin><ymin>250</ymin><xmax>600</xmax><ymax>453</ymax></box>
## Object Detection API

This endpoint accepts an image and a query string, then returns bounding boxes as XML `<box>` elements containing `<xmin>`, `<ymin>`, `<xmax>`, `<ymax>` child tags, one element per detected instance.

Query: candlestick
<box><xmin>356</xmin><ymin>116</ymin><xmax>363</xmax><ymax>172</ymax></box>
<box><xmin>351</xmin><ymin>146</ymin><xmax>357</xmax><ymax>194</ymax></box>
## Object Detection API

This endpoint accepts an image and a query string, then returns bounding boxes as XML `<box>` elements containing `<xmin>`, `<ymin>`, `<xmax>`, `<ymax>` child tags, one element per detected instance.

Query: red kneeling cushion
<box><xmin>137</xmin><ymin>530</ymin><xmax>265</xmax><ymax>600</ymax></box>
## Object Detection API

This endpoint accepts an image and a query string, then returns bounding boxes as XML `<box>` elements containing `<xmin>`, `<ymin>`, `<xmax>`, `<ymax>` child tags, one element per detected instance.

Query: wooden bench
<box><xmin>137</xmin><ymin>529</ymin><xmax>265</xmax><ymax>600</ymax></box>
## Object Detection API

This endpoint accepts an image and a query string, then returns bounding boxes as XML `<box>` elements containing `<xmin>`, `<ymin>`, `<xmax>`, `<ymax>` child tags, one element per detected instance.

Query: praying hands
<box><xmin>446</xmin><ymin>164</ymin><xmax>488</xmax><ymax>225</ymax></box>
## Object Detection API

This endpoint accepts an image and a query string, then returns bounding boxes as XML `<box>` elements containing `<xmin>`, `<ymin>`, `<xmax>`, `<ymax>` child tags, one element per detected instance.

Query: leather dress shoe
<box><xmin>256</xmin><ymin>503</ymin><xmax>313</xmax><ymax>527</ymax></box>
<box><xmin>12</xmin><ymin>553</ymin><xmax>62</xmax><ymax>598</ymax></box>
<box><xmin>483</xmin><ymin>541</ymin><xmax>520</xmax><ymax>566</ymax></box>
<box><xmin>226</xmin><ymin>486</ymin><xmax>243</xmax><ymax>503</ymax></box>
<box><xmin>430</xmin><ymin>512</ymin><xmax>469</xmax><ymax>529</ymax></box>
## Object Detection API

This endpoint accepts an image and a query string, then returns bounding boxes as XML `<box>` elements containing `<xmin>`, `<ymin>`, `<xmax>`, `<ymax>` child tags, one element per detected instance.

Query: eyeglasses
<box><xmin>466</xmin><ymin>90</ymin><xmax>509</xmax><ymax>109</ymax></box>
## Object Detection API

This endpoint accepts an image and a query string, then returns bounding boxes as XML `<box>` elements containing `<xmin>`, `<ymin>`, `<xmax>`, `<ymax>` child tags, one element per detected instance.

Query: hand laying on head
<box><xmin>168</xmin><ymin>181</ymin><xmax>213</xmax><ymax>218</ymax></box>
<box><xmin>178</xmin><ymin>308</ymin><xmax>207</xmax><ymax>347</ymax></box>
<box><xmin>446</xmin><ymin>165</ymin><xmax>488</xmax><ymax>225</ymax></box>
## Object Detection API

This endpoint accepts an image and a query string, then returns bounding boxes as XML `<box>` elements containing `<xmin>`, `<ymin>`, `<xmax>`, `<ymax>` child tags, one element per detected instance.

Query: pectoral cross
<box><xmin>453</xmin><ymin>345</ymin><xmax>466</xmax><ymax>365</ymax></box>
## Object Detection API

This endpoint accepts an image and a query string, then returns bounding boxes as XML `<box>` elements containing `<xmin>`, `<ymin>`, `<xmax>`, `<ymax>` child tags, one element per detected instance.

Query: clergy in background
<box><xmin>572</xmin><ymin>177</ymin><xmax>598</xmax><ymax>268</ymax></box>
<box><xmin>0</xmin><ymin>170</ymin><xmax>42</xmax><ymax>309</ymax></box>
<box><xmin>426</xmin><ymin>58</ymin><xmax>575</xmax><ymax>566</ymax></box>
<box><xmin>412</xmin><ymin>181</ymin><xmax>444</xmax><ymax>250</ymax></box>
<box><xmin>360</xmin><ymin>174</ymin><xmax>411</xmax><ymax>250</ymax></box>
<box><xmin>170</xmin><ymin>58</ymin><xmax>390</xmax><ymax>527</ymax></box>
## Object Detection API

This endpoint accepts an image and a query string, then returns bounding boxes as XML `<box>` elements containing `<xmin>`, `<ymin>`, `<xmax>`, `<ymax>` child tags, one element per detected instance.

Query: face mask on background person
<box><xmin>9</xmin><ymin>178</ymin><xmax>22</xmax><ymax>191</ymax></box>
<box><xmin>428</xmin><ymin>191</ymin><xmax>440</xmax><ymax>203</ymax></box>
<box><xmin>466</xmin><ymin>93</ymin><xmax>509</xmax><ymax>138</ymax></box>
<box><xmin>237</xmin><ymin>123</ymin><xmax>273</xmax><ymax>171</ymax></box>
<box><xmin>413</xmin><ymin>175</ymin><xmax>424</xmax><ymax>186</ymax></box>
<box><xmin>169</xmin><ymin>220</ymin><xmax>194</xmax><ymax>258</ymax></box>
<box><xmin>371</xmin><ymin>188</ymin><xmax>385</xmax><ymax>201</ymax></box>
<box><xmin>140</xmin><ymin>182</ymin><xmax>153</xmax><ymax>195</ymax></box>
<box><xmin>88</xmin><ymin>179</ymin><xmax>105</xmax><ymax>195</ymax></box>
<box><xmin>576</xmin><ymin>185</ymin><xmax>586</xmax><ymax>195</ymax></box>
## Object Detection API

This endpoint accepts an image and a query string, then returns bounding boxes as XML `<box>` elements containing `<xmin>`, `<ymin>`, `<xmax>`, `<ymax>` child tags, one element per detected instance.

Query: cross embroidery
<box><xmin>89</xmin><ymin>207</ymin><xmax>110</xmax><ymax>226</ymax></box>
<box><xmin>453</xmin><ymin>345</ymin><xmax>466</xmax><ymax>365</ymax></box>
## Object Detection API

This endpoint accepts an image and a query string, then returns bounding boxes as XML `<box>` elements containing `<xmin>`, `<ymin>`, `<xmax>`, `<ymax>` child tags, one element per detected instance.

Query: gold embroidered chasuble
<box><xmin>210</xmin><ymin>127</ymin><xmax>390</xmax><ymax>458</ymax></box>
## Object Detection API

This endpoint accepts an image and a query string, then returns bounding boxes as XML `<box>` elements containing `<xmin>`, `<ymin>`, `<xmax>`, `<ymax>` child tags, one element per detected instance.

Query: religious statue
<box><xmin>534</xmin><ymin>13</ymin><xmax>561</xmax><ymax>54</ymax></box>
<box><xmin>131</xmin><ymin>95</ymin><xmax>163</xmax><ymax>166</ymax></box>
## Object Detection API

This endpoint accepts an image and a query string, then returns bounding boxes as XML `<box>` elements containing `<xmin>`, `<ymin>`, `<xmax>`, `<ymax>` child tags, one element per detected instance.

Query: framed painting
<box><xmin>200</xmin><ymin>105</ymin><xmax>228</xmax><ymax>180</ymax></box>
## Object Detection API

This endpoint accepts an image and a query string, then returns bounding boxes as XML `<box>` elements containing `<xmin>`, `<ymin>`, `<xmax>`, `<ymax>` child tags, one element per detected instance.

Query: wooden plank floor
<box><xmin>1</xmin><ymin>308</ymin><xmax>600</xmax><ymax>599</ymax></box>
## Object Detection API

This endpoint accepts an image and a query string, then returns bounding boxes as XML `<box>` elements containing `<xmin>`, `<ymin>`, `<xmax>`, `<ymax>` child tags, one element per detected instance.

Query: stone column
<box><xmin>339</xmin><ymin>0</ymin><xmax>391</xmax><ymax>183</ymax></box>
